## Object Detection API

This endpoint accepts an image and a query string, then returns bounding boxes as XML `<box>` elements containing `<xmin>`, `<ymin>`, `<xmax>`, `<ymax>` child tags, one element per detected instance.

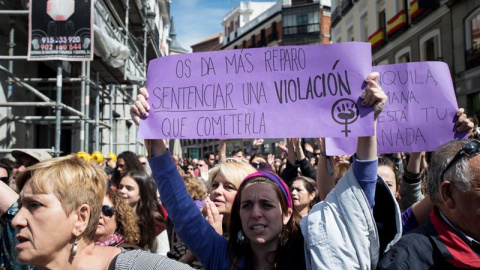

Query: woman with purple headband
<box><xmin>130</xmin><ymin>72</ymin><xmax>389</xmax><ymax>269</ymax></box>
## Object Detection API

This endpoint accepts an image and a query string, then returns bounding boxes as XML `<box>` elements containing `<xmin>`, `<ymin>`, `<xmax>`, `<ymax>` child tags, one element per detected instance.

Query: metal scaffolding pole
<box><xmin>7</xmin><ymin>20</ymin><xmax>15</xmax><ymax>147</ymax></box>
<box><xmin>85</xmin><ymin>61</ymin><xmax>91</xmax><ymax>153</ymax></box>
<box><xmin>124</xmin><ymin>0</ymin><xmax>130</xmax><ymax>81</ymax></box>
<box><xmin>80</xmin><ymin>61</ymin><xmax>86</xmax><ymax>150</ymax></box>
<box><xmin>109</xmin><ymin>85</ymin><xmax>116</xmax><ymax>153</ymax></box>
<box><xmin>95</xmin><ymin>72</ymin><xmax>100</xmax><ymax>151</ymax></box>
<box><xmin>55</xmin><ymin>62</ymin><xmax>63</xmax><ymax>157</ymax></box>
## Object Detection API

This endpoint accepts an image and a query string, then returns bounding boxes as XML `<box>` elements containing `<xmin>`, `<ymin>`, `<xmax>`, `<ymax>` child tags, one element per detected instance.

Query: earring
<box><xmin>71</xmin><ymin>238</ymin><xmax>78</xmax><ymax>257</ymax></box>
<box><xmin>237</xmin><ymin>230</ymin><xmax>249</xmax><ymax>245</ymax></box>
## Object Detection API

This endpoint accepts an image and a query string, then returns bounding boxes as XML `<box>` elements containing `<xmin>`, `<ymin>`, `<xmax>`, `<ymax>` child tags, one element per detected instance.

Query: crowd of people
<box><xmin>0</xmin><ymin>72</ymin><xmax>479</xmax><ymax>269</ymax></box>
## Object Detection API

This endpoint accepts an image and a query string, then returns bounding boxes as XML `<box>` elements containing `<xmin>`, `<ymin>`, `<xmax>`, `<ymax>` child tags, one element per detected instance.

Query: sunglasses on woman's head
<box><xmin>101</xmin><ymin>205</ymin><xmax>115</xmax><ymax>217</ymax></box>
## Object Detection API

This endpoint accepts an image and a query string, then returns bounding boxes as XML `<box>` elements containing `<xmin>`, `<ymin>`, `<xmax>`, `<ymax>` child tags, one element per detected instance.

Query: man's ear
<box><xmin>283</xmin><ymin>208</ymin><xmax>293</xmax><ymax>225</ymax></box>
<box><xmin>72</xmin><ymin>204</ymin><xmax>90</xmax><ymax>236</ymax></box>
<box><xmin>439</xmin><ymin>181</ymin><xmax>455</xmax><ymax>210</ymax></box>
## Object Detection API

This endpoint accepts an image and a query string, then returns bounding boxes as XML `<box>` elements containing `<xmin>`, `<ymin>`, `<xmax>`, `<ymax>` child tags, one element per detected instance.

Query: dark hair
<box><xmin>112</xmin><ymin>151</ymin><xmax>145</xmax><ymax>186</ymax></box>
<box><xmin>291</xmin><ymin>176</ymin><xmax>320</xmax><ymax>209</ymax></box>
<box><xmin>228</xmin><ymin>176</ymin><xmax>301</xmax><ymax>269</ymax></box>
<box><xmin>0</xmin><ymin>160</ymin><xmax>12</xmax><ymax>185</ymax></box>
<box><xmin>231</xmin><ymin>148</ymin><xmax>243</xmax><ymax>157</ymax></box>
<box><xmin>248</xmin><ymin>153</ymin><xmax>266</xmax><ymax>164</ymax></box>
<box><xmin>378</xmin><ymin>156</ymin><xmax>400</xmax><ymax>193</ymax></box>
<box><xmin>121</xmin><ymin>170</ymin><xmax>158</xmax><ymax>250</ymax></box>
<box><xmin>204</xmin><ymin>152</ymin><xmax>215</xmax><ymax>160</ymax></box>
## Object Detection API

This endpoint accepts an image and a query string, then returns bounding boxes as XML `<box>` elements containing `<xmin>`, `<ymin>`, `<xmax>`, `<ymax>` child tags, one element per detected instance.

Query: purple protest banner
<box><xmin>138</xmin><ymin>42</ymin><xmax>374</xmax><ymax>139</ymax></box>
<box><xmin>326</xmin><ymin>61</ymin><xmax>466</xmax><ymax>155</ymax></box>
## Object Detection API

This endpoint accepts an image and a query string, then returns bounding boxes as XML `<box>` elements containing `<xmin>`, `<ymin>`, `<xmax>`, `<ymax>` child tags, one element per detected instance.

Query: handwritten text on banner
<box><xmin>326</xmin><ymin>62</ymin><xmax>465</xmax><ymax>155</ymax></box>
<box><xmin>138</xmin><ymin>43</ymin><xmax>374</xmax><ymax>139</ymax></box>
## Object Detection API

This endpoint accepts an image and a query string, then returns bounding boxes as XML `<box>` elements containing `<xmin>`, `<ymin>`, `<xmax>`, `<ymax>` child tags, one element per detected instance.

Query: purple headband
<box><xmin>239</xmin><ymin>171</ymin><xmax>293</xmax><ymax>209</ymax></box>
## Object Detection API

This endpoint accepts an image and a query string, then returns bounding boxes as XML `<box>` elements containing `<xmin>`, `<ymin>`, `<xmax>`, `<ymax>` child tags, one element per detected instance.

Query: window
<box><xmin>465</xmin><ymin>8</ymin><xmax>480</xmax><ymax>69</ymax></box>
<box><xmin>395</xmin><ymin>47</ymin><xmax>411</xmax><ymax>63</ymax></box>
<box><xmin>282</xmin><ymin>5</ymin><xmax>319</xmax><ymax>36</ymax></box>
<box><xmin>468</xmin><ymin>93</ymin><xmax>480</xmax><ymax>113</ymax></box>
<box><xmin>360</xmin><ymin>13</ymin><xmax>368</xmax><ymax>41</ymax></box>
<box><xmin>420</xmin><ymin>29</ymin><xmax>441</xmax><ymax>61</ymax></box>
<box><xmin>347</xmin><ymin>26</ymin><xmax>354</xmax><ymax>41</ymax></box>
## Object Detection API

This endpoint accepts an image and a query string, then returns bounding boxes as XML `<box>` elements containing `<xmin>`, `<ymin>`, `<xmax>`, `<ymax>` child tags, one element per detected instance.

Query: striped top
<box><xmin>109</xmin><ymin>249</ymin><xmax>194</xmax><ymax>270</ymax></box>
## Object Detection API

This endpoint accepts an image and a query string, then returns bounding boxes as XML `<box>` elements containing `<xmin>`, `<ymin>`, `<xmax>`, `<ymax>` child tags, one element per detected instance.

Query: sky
<box><xmin>171</xmin><ymin>0</ymin><xmax>277</xmax><ymax>52</ymax></box>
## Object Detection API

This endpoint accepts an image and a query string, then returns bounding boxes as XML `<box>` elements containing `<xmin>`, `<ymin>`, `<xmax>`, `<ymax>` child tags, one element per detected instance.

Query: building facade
<box><xmin>331</xmin><ymin>0</ymin><xmax>480</xmax><ymax>115</ymax></box>
<box><xmin>0</xmin><ymin>0</ymin><xmax>171</xmax><ymax>157</ymax></box>
<box><xmin>182</xmin><ymin>0</ymin><xmax>331</xmax><ymax>158</ymax></box>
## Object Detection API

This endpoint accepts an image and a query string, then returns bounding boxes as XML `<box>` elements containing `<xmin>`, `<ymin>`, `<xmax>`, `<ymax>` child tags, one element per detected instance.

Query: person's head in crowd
<box><xmin>137</xmin><ymin>154</ymin><xmax>151</xmax><ymax>175</ymax></box>
<box><xmin>290</xmin><ymin>176</ymin><xmax>319</xmax><ymax>217</ymax></box>
<box><xmin>95</xmin><ymin>188</ymin><xmax>140</xmax><ymax>247</ymax></box>
<box><xmin>183</xmin><ymin>176</ymin><xmax>208</xmax><ymax>210</ymax></box>
<box><xmin>11</xmin><ymin>149</ymin><xmax>52</xmax><ymax>174</ymax></box>
<box><xmin>273</xmin><ymin>158</ymin><xmax>282</xmax><ymax>174</ymax></box>
<box><xmin>427</xmin><ymin>139</ymin><xmax>480</xmax><ymax>241</ymax></box>
<box><xmin>229</xmin><ymin>171</ymin><xmax>301</xmax><ymax>269</ymax></box>
<box><xmin>333</xmin><ymin>162</ymin><xmax>351</xmax><ymax>185</ymax></box>
<box><xmin>333</xmin><ymin>154</ymin><xmax>351</xmax><ymax>165</ymax></box>
<box><xmin>208</xmin><ymin>161</ymin><xmax>256</xmax><ymax>231</ymax></box>
<box><xmin>313</xmin><ymin>147</ymin><xmax>321</xmax><ymax>163</ymax></box>
<box><xmin>0</xmin><ymin>161</ymin><xmax>12</xmax><ymax>186</ymax></box>
<box><xmin>185</xmin><ymin>164</ymin><xmax>195</xmax><ymax>176</ymax></box>
<box><xmin>191</xmin><ymin>158</ymin><xmax>198</xmax><ymax>167</ymax></box>
<box><xmin>231</xmin><ymin>148</ymin><xmax>244</xmax><ymax>161</ymax></box>
<box><xmin>112</xmin><ymin>151</ymin><xmax>144</xmax><ymax>186</ymax></box>
<box><xmin>195</xmin><ymin>160</ymin><xmax>207</xmax><ymax>177</ymax></box>
<box><xmin>117</xmin><ymin>170</ymin><xmax>159</xmax><ymax>250</ymax></box>
<box><xmin>204</xmin><ymin>152</ymin><xmax>215</xmax><ymax>168</ymax></box>
<box><xmin>378</xmin><ymin>156</ymin><xmax>401</xmax><ymax>200</ymax></box>
<box><xmin>12</xmin><ymin>155</ymin><xmax>106</xmax><ymax>268</ymax></box>
<box><xmin>249</xmin><ymin>154</ymin><xmax>267</xmax><ymax>170</ymax></box>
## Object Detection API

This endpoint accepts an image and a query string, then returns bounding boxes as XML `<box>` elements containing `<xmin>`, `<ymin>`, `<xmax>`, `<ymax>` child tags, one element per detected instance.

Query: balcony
<box><xmin>409</xmin><ymin>0</ymin><xmax>439</xmax><ymax>24</ymax></box>
<box><xmin>387</xmin><ymin>9</ymin><xmax>407</xmax><ymax>39</ymax></box>
<box><xmin>466</xmin><ymin>47</ymin><xmax>480</xmax><ymax>70</ymax></box>
<box><xmin>368</xmin><ymin>28</ymin><xmax>386</xmax><ymax>50</ymax></box>
<box><xmin>331</xmin><ymin>8</ymin><xmax>341</xmax><ymax>28</ymax></box>
<box><xmin>341</xmin><ymin>0</ymin><xmax>354</xmax><ymax>16</ymax></box>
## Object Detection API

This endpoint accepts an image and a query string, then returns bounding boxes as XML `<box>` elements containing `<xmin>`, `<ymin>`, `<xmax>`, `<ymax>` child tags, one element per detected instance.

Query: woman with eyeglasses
<box><xmin>0</xmin><ymin>155</ymin><xmax>194</xmax><ymax>269</ymax></box>
<box><xmin>95</xmin><ymin>188</ymin><xmax>141</xmax><ymax>248</ymax></box>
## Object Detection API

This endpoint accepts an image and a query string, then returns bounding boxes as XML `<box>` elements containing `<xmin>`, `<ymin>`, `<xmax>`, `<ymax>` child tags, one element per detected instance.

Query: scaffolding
<box><xmin>0</xmin><ymin>0</ymin><xmax>170</xmax><ymax>157</ymax></box>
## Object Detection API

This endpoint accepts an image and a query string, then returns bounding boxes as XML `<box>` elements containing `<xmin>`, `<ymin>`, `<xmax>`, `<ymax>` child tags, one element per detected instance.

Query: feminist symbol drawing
<box><xmin>331</xmin><ymin>98</ymin><xmax>359</xmax><ymax>137</ymax></box>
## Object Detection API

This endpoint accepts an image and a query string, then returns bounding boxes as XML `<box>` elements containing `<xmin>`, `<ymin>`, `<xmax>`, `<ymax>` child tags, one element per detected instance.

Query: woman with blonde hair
<box><xmin>0</xmin><ymin>155</ymin><xmax>193</xmax><ymax>269</ymax></box>
<box><xmin>207</xmin><ymin>161</ymin><xmax>256</xmax><ymax>234</ymax></box>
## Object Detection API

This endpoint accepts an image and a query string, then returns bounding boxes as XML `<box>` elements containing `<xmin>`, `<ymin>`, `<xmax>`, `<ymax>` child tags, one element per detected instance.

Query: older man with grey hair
<box><xmin>379</xmin><ymin>139</ymin><xmax>480</xmax><ymax>269</ymax></box>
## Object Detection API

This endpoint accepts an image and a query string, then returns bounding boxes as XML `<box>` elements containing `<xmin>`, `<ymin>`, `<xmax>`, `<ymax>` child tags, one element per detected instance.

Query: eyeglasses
<box><xmin>251</xmin><ymin>162</ymin><xmax>265</xmax><ymax>168</ymax></box>
<box><xmin>440</xmin><ymin>140</ymin><xmax>480</xmax><ymax>182</ymax></box>
<box><xmin>101</xmin><ymin>205</ymin><xmax>115</xmax><ymax>217</ymax></box>
<box><xmin>197</xmin><ymin>164</ymin><xmax>204</xmax><ymax>167</ymax></box>
<box><xmin>187</xmin><ymin>167</ymin><xmax>194</xmax><ymax>171</ymax></box>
